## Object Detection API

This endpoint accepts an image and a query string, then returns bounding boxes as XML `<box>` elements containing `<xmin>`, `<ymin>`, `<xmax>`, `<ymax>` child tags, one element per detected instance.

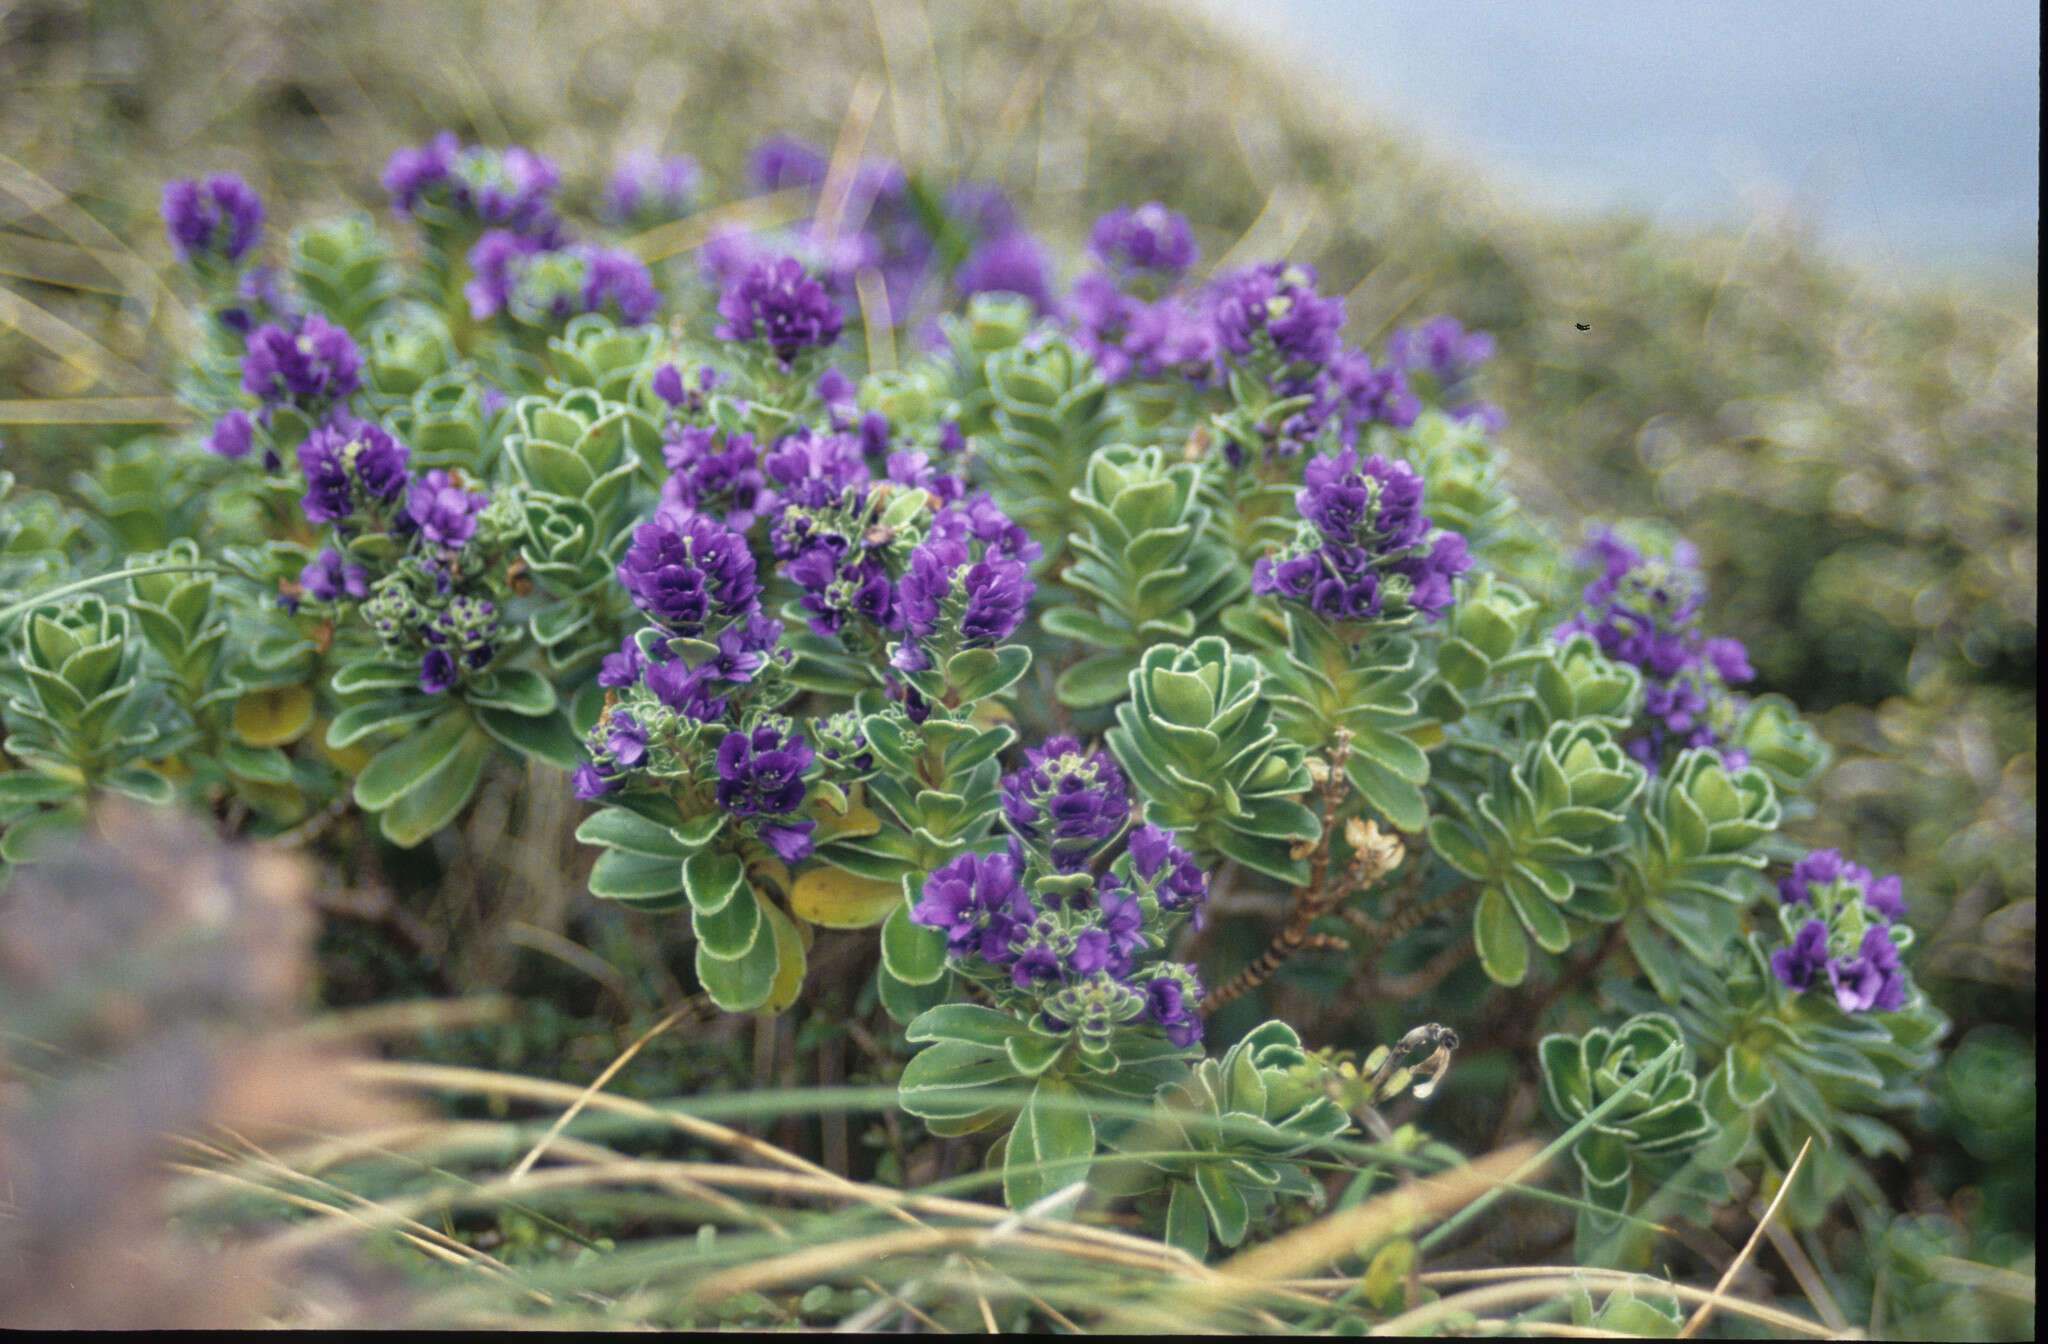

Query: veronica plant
<box><xmin>0</xmin><ymin>136</ymin><xmax>1948</xmax><ymax>1269</ymax></box>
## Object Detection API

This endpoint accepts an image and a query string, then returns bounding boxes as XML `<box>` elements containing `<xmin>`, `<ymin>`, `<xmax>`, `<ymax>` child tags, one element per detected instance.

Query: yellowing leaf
<box><xmin>810</xmin><ymin>796</ymin><xmax>882</xmax><ymax>842</ymax></box>
<box><xmin>756</xmin><ymin>902</ymin><xmax>807</xmax><ymax>1015</ymax></box>
<box><xmin>789</xmin><ymin>865</ymin><xmax>904</xmax><ymax>929</ymax></box>
<box><xmin>233</xmin><ymin>684</ymin><xmax>316</xmax><ymax>748</ymax></box>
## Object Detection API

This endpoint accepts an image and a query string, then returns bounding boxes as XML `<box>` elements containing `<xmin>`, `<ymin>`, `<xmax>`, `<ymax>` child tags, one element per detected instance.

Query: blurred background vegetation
<box><xmin>1</xmin><ymin>0</ymin><xmax>2034</xmax><ymax>1331</ymax></box>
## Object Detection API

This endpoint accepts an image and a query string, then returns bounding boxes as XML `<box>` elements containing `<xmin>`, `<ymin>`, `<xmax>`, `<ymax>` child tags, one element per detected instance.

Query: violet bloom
<box><xmin>1252</xmin><ymin>447</ymin><xmax>1471</xmax><ymax>624</ymax></box>
<box><xmin>1208</xmin><ymin>262</ymin><xmax>1345</xmax><ymax>369</ymax></box>
<box><xmin>1828</xmin><ymin>926</ymin><xmax>1909</xmax><ymax>1013</ymax></box>
<box><xmin>241</xmin><ymin>312</ymin><xmax>362</xmax><ymax>416</ymax></box>
<box><xmin>465</xmin><ymin>229</ymin><xmax>544</xmax><ymax>319</ymax></box>
<box><xmin>603</xmin><ymin>150</ymin><xmax>701</xmax><ymax>224</ymax></box>
<box><xmin>748</xmin><ymin>134</ymin><xmax>830</xmax><ymax>194</ymax></box>
<box><xmin>716</xmin><ymin>723</ymin><xmax>816</xmax><ymax>860</ymax></box>
<box><xmin>297</xmin><ymin>421</ymin><xmax>410</xmax><ymax>525</ymax></box>
<box><xmin>1770</xmin><ymin>917</ymin><xmax>1831</xmax><ymax>993</ymax></box>
<box><xmin>298</xmin><ymin>548</ymin><xmax>368</xmax><ymax>602</ymax></box>
<box><xmin>645</xmin><ymin>659</ymin><xmax>729</xmax><ymax>724</ymax></box>
<box><xmin>1140</xmin><ymin>963</ymin><xmax>1206</xmax><ymax>1048</ymax></box>
<box><xmin>715</xmin><ymin>256</ymin><xmax>844</xmax><ymax>364</ymax></box>
<box><xmin>404</xmin><ymin>469</ymin><xmax>488</xmax><ymax>549</ymax></box>
<box><xmin>651</xmin><ymin>362</ymin><xmax>688</xmax><ymax>407</ymax></box>
<box><xmin>419</xmin><ymin>647</ymin><xmax>459</xmax><ymax>694</ymax></box>
<box><xmin>955</xmin><ymin>231</ymin><xmax>1054</xmax><ymax>312</ymax></box>
<box><xmin>1088</xmin><ymin>203</ymin><xmax>1198</xmax><ymax>277</ymax></box>
<box><xmin>1001</xmin><ymin>736</ymin><xmax>1130</xmax><ymax>872</ymax></box>
<box><xmin>207</xmin><ymin>409</ymin><xmax>255</xmax><ymax>460</ymax></box>
<box><xmin>579</xmin><ymin>245</ymin><xmax>662</xmax><ymax>324</ymax></box>
<box><xmin>382</xmin><ymin>132</ymin><xmax>461</xmax><ymax>217</ymax></box>
<box><xmin>912</xmin><ymin>849</ymin><xmax>1032</xmax><ymax>966</ymax></box>
<box><xmin>162</xmin><ymin>173</ymin><xmax>264</xmax><ymax>265</ymax></box>
<box><xmin>617</xmin><ymin>510</ymin><xmax>762</xmax><ymax>635</ymax></box>
<box><xmin>1128</xmin><ymin>823</ymin><xmax>1209</xmax><ymax>926</ymax></box>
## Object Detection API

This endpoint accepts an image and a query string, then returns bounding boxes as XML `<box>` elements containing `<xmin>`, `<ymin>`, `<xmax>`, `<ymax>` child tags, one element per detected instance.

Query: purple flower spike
<box><xmin>715</xmin><ymin>721</ymin><xmax>814</xmax><ymax>819</ymax></box>
<box><xmin>241</xmin><ymin>312</ymin><xmax>362</xmax><ymax>415</ymax></box>
<box><xmin>911</xmin><ymin>849</ymin><xmax>1032</xmax><ymax>965</ymax></box>
<box><xmin>403</xmin><ymin>468</ymin><xmax>488</xmax><ymax>549</ymax></box>
<box><xmin>955</xmin><ymin>231</ymin><xmax>1054</xmax><ymax>312</ymax></box>
<box><xmin>207</xmin><ymin>409</ymin><xmax>255</xmax><ymax>460</ymax></box>
<box><xmin>1828</xmin><ymin>926</ymin><xmax>1909</xmax><ymax>1013</ymax></box>
<box><xmin>297</xmin><ymin>421</ymin><xmax>410</xmax><ymax>525</ymax></box>
<box><xmin>617</xmin><ymin>510</ymin><xmax>762</xmax><ymax>635</ymax></box>
<box><xmin>1089</xmin><ymin>202</ymin><xmax>1199</xmax><ymax>276</ymax></box>
<box><xmin>1770</xmin><ymin>918</ymin><xmax>1831</xmax><ymax>992</ymax></box>
<box><xmin>162</xmin><ymin>173</ymin><xmax>264</xmax><ymax>265</ymax></box>
<box><xmin>1001</xmin><ymin>737</ymin><xmax>1130</xmax><ymax>872</ymax></box>
<box><xmin>603</xmin><ymin>150</ymin><xmax>701</xmax><ymax>224</ymax></box>
<box><xmin>715</xmin><ymin>256</ymin><xmax>844</xmax><ymax>364</ymax></box>
<box><xmin>419</xmin><ymin>647</ymin><xmax>459</xmax><ymax>694</ymax></box>
<box><xmin>298</xmin><ymin>548</ymin><xmax>369</xmax><ymax>603</ymax></box>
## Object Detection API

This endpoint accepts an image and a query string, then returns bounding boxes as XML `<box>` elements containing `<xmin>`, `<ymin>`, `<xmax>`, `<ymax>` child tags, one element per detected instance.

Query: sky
<box><xmin>1203</xmin><ymin>0</ymin><xmax>2040</xmax><ymax>278</ymax></box>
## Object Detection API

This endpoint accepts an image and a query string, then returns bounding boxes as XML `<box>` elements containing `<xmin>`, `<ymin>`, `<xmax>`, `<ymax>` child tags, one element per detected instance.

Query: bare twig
<box><xmin>1677</xmin><ymin>1137</ymin><xmax>1813</xmax><ymax>1338</ymax></box>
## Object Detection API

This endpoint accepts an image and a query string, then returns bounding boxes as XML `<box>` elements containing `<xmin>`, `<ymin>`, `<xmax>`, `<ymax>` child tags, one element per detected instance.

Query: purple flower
<box><xmin>1208</xmin><ymin>262</ymin><xmax>1345</xmax><ymax>369</ymax></box>
<box><xmin>420</xmin><ymin>647</ymin><xmax>459</xmax><ymax>694</ymax></box>
<box><xmin>913</xmin><ymin>849</ymin><xmax>1032</xmax><ymax>965</ymax></box>
<box><xmin>1088</xmin><ymin>203</ymin><xmax>1198</xmax><ymax>277</ymax></box>
<box><xmin>955</xmin><ymin>231</ymin><xmax>1054</xmax><ymax>312</ymax></box>
<box><xmin>241</xmin><ymin>312</ymin><xmax>362</xmax><ymax>415</ymax></box>
<box><xmin>716</xmin><ymin>256</ymin><xmax>844</xmax><ymax>364</ymax></box>
<box><xmin>603</xmin><ymin>151</ymin><xmax>701</xmax><ymax>224</ymax></box>
<box><xmin>617</xmin><ymin>510</ymin><xmax>762</xmax><ymax>635</ymax></box>
<box><xmin>1770</xmin><ymin>918</ymin><xmax>1831</xmax><ymax>992</ymax></box>
<box><xmin>1140</xmin><ymin>963</ymin><xmax>1206</xmax><ymax>1048</ymax></box>
<box><xmin>715</xmin><ymin>721</ymin><xmax>813</xmax><ymax>818</ymax></box>
<box><xmin>298</xmin><ymin>548</ymin><xmax>369</xmax><ymax>602</ymax></box>
<box><xmin>1388</xmin><ymin>316</ymin><xmax>1496</xmax><ymax>388</ymax></box>
<box><xmin>603</xmin><ymin>710</ymin><xmax>648</xmax><ymax>769</ymax></box>
<box><xmin>748</xmin><ymin>134</ymin><xmax>830</xmax><ymax>194</ymax></box>
<box><xmin>571</xmin><ymin>763</ymin><xmax>615</xmax><ymax>800</ymax></box>
<box><xmin>207</xmin><ymin>409</ymin><xmax>255</xmax><ymax>460</ymax></box>
<box><xmin>162</xmin><ymin>173</ymin><xmax>264</xmax><ymax>265</ymax></box>
<box><xmin>465</xmin><ymin>229</ymin><xmax>544</xmax><ymax>319</ymax></box>
<box><xmin>1327</xmin><ymin>349</ymin><xmax>1420</xmax><ymax>436</ymax></box>
<box><xmin>599</xmin><ymin>631</ymin><xmax>657</xmax><ymax>687</ymax></box>
<box><xmin>1001</xmin><ymin>736</ymin><xmax>1130</xmax><ymax>871</ymax></box>
<box><xmin>1127</xmin><ymin>823</ymin><xmax>1209</xmax><ymax>927</ymax></box>
<box><xmin>1253</xmin><ymin>448</ymin><xmax>1470</xmax><ymax>625</ymax></box>
<box><xmin>646</xmin><ymin>659</ymin><xmax>729</xmax><ymax>723</ymax></box>
<box><xmin>579</xmin><ymin>245</ymin><xmax>662</xmax><ymax>324</ymax></box>
<box><xmin>652</xmin><ymin>362</ymin><xmax>688</xmax><ymax>406</ymax></box>
<box><xmin>403</xmin><ymin>469</ymin><xmax>487</xmax><ymax>549</ymax></box>
<box><xmin>1828</xmin><ymin>926</ymin><xmax>1909</xmax><ymax>1013</ymax></box>
<box><xmin>382</xmin><ymin>132</ymin><xmax>460</xmax><ymax>217</ymax></box>
<box><xmin>297</xmin><ymin>421</ymin><xmax>410</xmax><ymax>525</ymax></box>
<box><xmin>896</xmin><ymin>534</ymin><xmax>1035</xmax><ymax>659</ymax></box>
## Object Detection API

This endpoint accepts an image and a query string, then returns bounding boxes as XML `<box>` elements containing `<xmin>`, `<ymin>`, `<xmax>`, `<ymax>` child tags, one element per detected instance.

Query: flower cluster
<box><xmin>1089</xmin><ymin>202</ymin><xmax>1199</xmax><ymax>279</ymax></box>
<box><xmin>161</xmin><ymin>173</ymin><xmax>264</xmax><ymax>266</ymax></box>
<box><xmin>714</xmin><ymin>718</ymin><xmax>816</xmax><ymax>862</ymax></box>
<box><xmin>383</xmin><ymin>133</ymin><xmax>563</xmax><ymax>241</ymax></box>
<box><xmin>297</xmin><ymin>420</ymin><xmax>410</xmax><ymax>526</ymax></box>
<box><xmin>715</xmin><ymin>256</ymin><xmax>845</xmax><ymax>365</ymax></box>
<box><xmin>1065</xmin><ymin>202</ymin><xmax>1217</xmax><ymax>385</ymax></box>
<box><xmin>602</xmin><ymin>150</ymin><xmax>701</xmax><ymax>227</ymax></box>
<box><xmin>1554</xmin><ymin>529</ymin><xmax>1755</xmax><ymax>771</ymax></box>
<box><xmin>467</xmin><ymin>234</ymin><xmax>660</xmax><ymax>325</ymax></box>
<box><xmin>357</xmin><ymin>562</ymin><xmax>506</xmax><ymax>693</ymax></box>
<box><xmin>1388</xmin><ymin>315</ymin><xmax>1502</xmax><ymax>430</ymax></box>
<box><xmin>999</xmin><ymin>736</ymin><xmax>1130</xmax><ymax>872</ymax></box>
<box><xmin>241</xmin><ymin>312</ymin><xmax>363</xmax><ymax>421</ymax></box>
<box><xmin>1769</xmin><ymin>848</ymin><xmax>1912</xmax><ymax>1013</ymax></box>
<box><xmin>616</xmin><ymin>508</ymin><xmax>762</xmax><ymax>637</ymax></box>
<box><xmin>912</xmin><ymin>740</ymin><xmax>1211</xmax><ymax>1049</ymax></box>
<box><xmin>1253</xmin><ymin>447</ymin><xmax>1472</xmax><ymax>624</ymax></box>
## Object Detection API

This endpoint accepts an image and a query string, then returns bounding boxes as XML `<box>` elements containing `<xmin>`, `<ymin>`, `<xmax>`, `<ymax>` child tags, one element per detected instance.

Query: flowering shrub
<box><xmin>0</xmin><ymin>133</ymin><xmax>1946</xmax><ymax>1267</ymax></box>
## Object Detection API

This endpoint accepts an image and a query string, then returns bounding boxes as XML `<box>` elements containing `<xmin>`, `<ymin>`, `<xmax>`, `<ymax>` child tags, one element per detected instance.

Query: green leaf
<box><xmin>1474</xmin><ymin>887</ymin><xmax>1530</xmax><ymax>985</ymax></box>
<box><xmin>1004</xmin><ymin>1076</ymin><xmax>1096</xmax><ymax>1210</ymax></box>
<box><xmin>100</xmin><ymin>764</ymin><xmax>175</xmax><ymax>805</ymax></box>
<box><xmin>0</xmin><ymin>772</ymin><xmax>83</xmax><ymax>806</ymax></box>
<box><xmin>576</xmin><ymin>807</ymin><xmax>696</xmax><ymax>860</ymax></box>
<box><xmin>877</xmin><ymin>960</ymin><xmax>950</xmax><ymax>1024</ymax></box>
<box><xmin>906</xmin><ymin>1003</ymin><xmax>1032</xmax><ymax>1049</ymax></box>
<box><xmin>215</xmin><ymin>740</ymin><xmax>293</xmax><ymax>785</ymax></box>
<box><xmin>354</xmin><ymin>708</ymin><xmax>473</xmax><ymax>812</ymax></box>
<box><xmin>589</xmin><ymin>848</ymin><xmax>689</xmax><ymax>904</ymax></box>
<box><xmin>1362</xmin><ymin>1238</ymin><xmax>1417</xmax><ymax>1312</ymax></box>
<box><xmin>1005</xmin><ymin>1032</ymin><xmax>1066</xmax><ymax>1077</ymax></box>
<box><xmin>882</xmin><ymin>896</ymin><xmax>950</xmax><ymax>985</ymax></box>
<box><xmin>1623</xmin><ymin>909</ymin><xmax>1684</xmax><ymax>1004</ymax></box>
<box><xmin>693</xmin><ymin>885</ymin><xmax>766</xmax><ymax>959</ymax></box>
<box><xmin>1426</xmin><ymin>816</ymin><xmax>1491</xmax><ymax>879</ymax></box>
<box><xmin>694</xmin><ymin>920</ymin><xmax>780</xmax><ymax>1013</ymax></box>
<box><xmin>377</xmin><ymin>723</ymin><xmax>491</xmax><ymax>847</ymax></box>
<box><xmin>898</xmin><ymin>1039</ymin><xmax>1025</xmax><ymax>1120</ymax></box>
<box><xmin>463</xmin><ymin>666</ymin><xmax>556</xmax><ymax>716</ymax></box>
<box><xmin>0</xmin><ymin>804</ymin><xmax>85</xmax><ymax>862</ymax></box>
<box><xmin>1194</xmin><ymin>1159</ymin><xmax>1250</xmax><ymax>1246</ymax></box>
<box><xmin>474</xmin><ymin>705</ymin><xmax>583</xmax><ymax>769</ymax></box>
<box><xmin>683</xmin><ymin>848</ymin><xmax>747</xmax><ymax>915</ymax></box>
<box><xmin>1164</xmin><ymin>1180</ymin><xmax>1210</xmax><ymax>1260</ymax></box>
<box><xmin>326</xmin><ymin>696</ymin><xmax>439</xmax><ymax>748</ymax></box>
<box><xmin>1054</xmin><ymin>652</ymin><xmax>1138</xmax><ymax>709</ymax></box>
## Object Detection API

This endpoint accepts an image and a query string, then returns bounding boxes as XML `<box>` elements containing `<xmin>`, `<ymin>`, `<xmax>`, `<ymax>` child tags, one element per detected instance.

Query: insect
<box><xmin>1576</xmin><ymin>322</ymin><xmax>1590</xmax><ymax>331</ymax></box>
